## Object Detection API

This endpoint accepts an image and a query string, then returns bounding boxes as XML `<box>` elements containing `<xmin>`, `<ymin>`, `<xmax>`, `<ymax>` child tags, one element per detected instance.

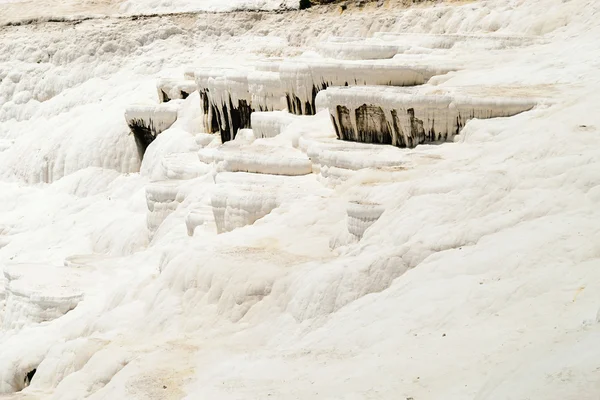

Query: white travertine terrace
<box><xmin>247</xmin><ymin>71</ymin><xmax>286</xmax><ymax>112</ymax></box>
<box><xmin>191</xmin><ymin>57</ymin><xmax>457</xmax><ymax>143</ymax></box>
<box><xmin>372</xmin><ymin>32</ymin><xmax>543</xmax><ymax>50</ymax></box>
<box><xmin>279</xmin><ymin>59</ymin><xmax>454</xmax><ymax>115</ymax></box>
<box><xmin>212</xmin><ymin>172</ymin><xmax>283</xmax><ymax>233</ymax></box>
<box><xmin>194</xmin><ymin>67</ymin><xmax>234</xmax><ymax>135</ymax></box>
<box><xmin>145</xmin><ymin>180</ymin><xmax>187</xmax><ymax>235</ymax></box>
<box><xmin>124</xmin><ymin>104</ymin><xmax>178</xmax><ymax>136</ymax></box>
<box><xmin>194</xmin><ymin>67</ymin><xmax>255</xmax><ymax>142</ymax></box>
<box><xmin>199</xmin><ymin>144</ymin><xmax>312</xmax><ymax>176</ymax></box>
<box><xmin>346</xmin><ymin>200</ymin><xmax>385</xmax><ymax>239</ymax></box>
<box><xmin>157</xmin><ymin>78</ymin><xmax>198</xmax><ymax>102</ymax></box>
<box><xmin>251</xmin><ymin>58</ymin><xmax>284</xmax><ymax>72</ymax></box>
<box><xmin>207</xmin><ymin>69</ymin><xmax>253</xmax><ymax>142</ymax></box>
<box><xmin>315</xmin><ymin>40</ymin><xmax>408</xmax><ymax>60</ymax></box>
<box><xmin>300</xmin><ymin>137</ymin><xmax>405</xmax><ymax>176</ymax></box>
<box><xmin>194</xmin><ymin>67</ymin><xmax>285</xmax><ymax>142</ymax></box>
<box><xmin>184</xmin><ymin>189</ymin><xmax>216</xmax><ymax>237</ymax></box>
<box><xmin>195</xmin><ymin>132</ymin><xmax>218</xmax><ymax>148</ymax></box>
<box><xmin>159</xmin><ymin>152</ymin><xmax>210</xmax><ymax>181</ymax></box>
<box><xmin>124</xmin><ymin>104</ymin><xmax>178</xmax><ymax>157</ymax></box>
<box><xmin>211</xmin><ymin>172</ymin><xmax>315</xmax><ymax>233</ymax></box>
<box><xmin>185</xmin><ymin>205</ymin><xmax>214</xmax><ymax>236</ymax></box>
<box><xmin>211</xmin><ymin>185</ymin><xmax>280</xmax><ymax>234</ymax></box>
<box><xmin>2</xmin><ymin>264</ymin><xmax>84</xmax><ymax>330</ymax></box>
<box><xmin>323</xmin><ymin>86</ymin><xmax>537</xmax><ymax>147</ymax></box>
<box><xmin>183</xmin><ymin>66</ymin><xmax>197</xmax><ymax>81</ymax></box>
<box><xmin>251</xmin><ymin>111</ymin><xmax>298</xmax><ymax>139</ymax></box>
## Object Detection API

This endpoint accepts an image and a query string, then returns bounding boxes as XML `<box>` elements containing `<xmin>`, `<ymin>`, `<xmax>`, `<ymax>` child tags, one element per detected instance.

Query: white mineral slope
<box><xmin>1</xmin><ymin>0</ymin><xmax>600</xmax><ymax>399</ymax></box>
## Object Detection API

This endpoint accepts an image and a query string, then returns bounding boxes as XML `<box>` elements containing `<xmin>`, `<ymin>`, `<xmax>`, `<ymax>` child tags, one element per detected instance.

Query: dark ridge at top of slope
<box><xmin>1</xmin><ymin>0</ymin><xmax>440</xmax><ymax>28</ymax></box>
<box><xmin>0</xmin><ymin>5</ymin><xmax>299</xmax><ymax>27</ymax></box>
<box><xmin>126</xmin><ymin>6</ymin><xmax>296</xmax><ymax>20</ymax></box>
<box><xmin>3</xmin><ymin>15</ymin><xmax>99</xmax><ymax>26</ymax></box>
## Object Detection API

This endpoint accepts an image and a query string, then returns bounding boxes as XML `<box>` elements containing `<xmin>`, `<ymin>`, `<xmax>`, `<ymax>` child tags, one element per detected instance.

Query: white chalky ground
<box><xmin>1</xmin><ymin>0</ymin><xmax>600</xmax><ymax>398</ymax></box>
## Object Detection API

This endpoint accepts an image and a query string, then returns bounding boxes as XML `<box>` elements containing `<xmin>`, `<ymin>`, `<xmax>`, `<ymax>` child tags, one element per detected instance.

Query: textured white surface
<box><xmin>1</xmin><ymin>0</ymin><xmax>600</xmax><ymax>399</ymax></box>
